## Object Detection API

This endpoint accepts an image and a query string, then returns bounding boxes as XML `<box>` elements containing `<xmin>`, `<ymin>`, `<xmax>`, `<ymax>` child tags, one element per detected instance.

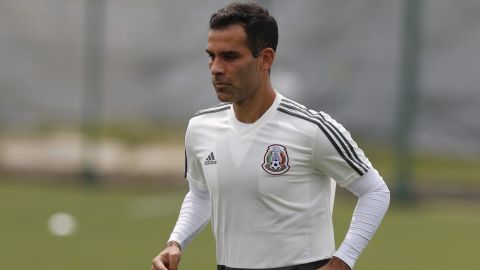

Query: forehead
<box><xmin>207</xmin><ymin>24</ymin><xmax>249</xmax><ymax>52</ymax></box>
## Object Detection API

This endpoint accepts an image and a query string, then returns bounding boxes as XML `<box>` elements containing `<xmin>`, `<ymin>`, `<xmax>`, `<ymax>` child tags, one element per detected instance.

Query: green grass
<box><xmin>335</xmin><ymin>198</ymin><xmax>480</xmax><ymax>269</ymax></box>
<box><xmin>1</xmin><ymin>182</ymin><xmax>479</xmax><ymax>270</ymax></box>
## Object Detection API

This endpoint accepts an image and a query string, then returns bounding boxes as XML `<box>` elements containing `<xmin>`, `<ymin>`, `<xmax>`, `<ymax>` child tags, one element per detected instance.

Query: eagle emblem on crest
<box><xmin>262</xmin><ymin>144</ymin><xmax>290</xmax><ymax>175</ymax></box>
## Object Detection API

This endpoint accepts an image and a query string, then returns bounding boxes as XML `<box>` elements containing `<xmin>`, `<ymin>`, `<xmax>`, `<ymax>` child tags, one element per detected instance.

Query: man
<box><xmin>152</xmin><ymin>2</ymin><xmax>390</xmax><ymax>270</ymax></box>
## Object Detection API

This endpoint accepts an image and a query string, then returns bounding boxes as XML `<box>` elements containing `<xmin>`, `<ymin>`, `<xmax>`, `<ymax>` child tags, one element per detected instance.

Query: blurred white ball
<box><xmin>48</xmin><ymin>212</ymin><xmax>77</xmax><ymax>237</ymax></box>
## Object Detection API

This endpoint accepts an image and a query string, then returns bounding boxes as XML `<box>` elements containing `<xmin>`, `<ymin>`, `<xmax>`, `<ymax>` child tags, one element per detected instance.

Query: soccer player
<box><xmin>152</xmin><ymin>2</ymin><xmax>390</xmax><ymax>270</ymax></box>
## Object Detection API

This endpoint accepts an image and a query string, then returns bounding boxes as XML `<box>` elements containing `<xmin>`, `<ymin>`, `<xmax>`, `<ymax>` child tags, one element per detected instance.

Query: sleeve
<box><xmin>184</xmin><ymin>120</ymin><xmax>207</xmax><ymax>190</ymax></box>
<box><xmin>168</xmin><ymin>181</ymin><xmax>211</xmax><ymax>250</ymax></box>
<box><xmin>167</xmin><ymin>121</ymin><xmax>211</xmax><ymax>249</ymax></box>
<box><xmin>333</xmin><ymin>169</ymin><xmax>390</xmax><ymax>268</ymax></box>
<box><xmin>312</xmin><ymin>111</ymin><xmax>371</xmax><ymax>187</ymax></box>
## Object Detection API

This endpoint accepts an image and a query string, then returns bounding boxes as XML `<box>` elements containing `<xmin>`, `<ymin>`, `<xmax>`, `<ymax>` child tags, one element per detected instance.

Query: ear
<box><xmin>259</xmin><ymin>48</ymin><xmax>275</xmax><ymax>71</ymax></box>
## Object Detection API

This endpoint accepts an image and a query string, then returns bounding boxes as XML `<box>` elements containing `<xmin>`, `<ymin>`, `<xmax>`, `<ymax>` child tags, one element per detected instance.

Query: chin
<box><xmin>216</xmin><ymin>92</ymin><xmax>233</xmax><ymax>103</ymax></box>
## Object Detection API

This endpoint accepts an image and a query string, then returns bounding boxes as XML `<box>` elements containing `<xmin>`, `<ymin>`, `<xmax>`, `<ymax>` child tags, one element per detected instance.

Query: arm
<box><xmin>319</xmin><ymin>169</ymin><xmax>390</xmax><ymax>270</ymax></box>
<box><xmin>152</xmin><ymin>182</ymin><xmax>211</xmax><ymax>270</ymax></box>
<box><xmin>168</xmin><ymin>182</ymin><xmax>211</xmax><ymax>249</ymax></box>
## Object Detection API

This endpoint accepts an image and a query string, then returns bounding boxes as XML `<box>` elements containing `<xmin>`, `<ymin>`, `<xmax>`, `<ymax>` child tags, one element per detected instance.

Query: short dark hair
<box><xmin>209</xmin><ymin>2</ymin><xmax>278</xmax><ymax>57</ymax></box>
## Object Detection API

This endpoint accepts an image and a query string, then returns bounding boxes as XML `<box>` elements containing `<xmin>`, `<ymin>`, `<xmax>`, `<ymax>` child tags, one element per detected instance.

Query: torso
<box><xmin>185</xmin><ymin>93</ymin><xmax>370</xmax><ymax>268</ymax></box>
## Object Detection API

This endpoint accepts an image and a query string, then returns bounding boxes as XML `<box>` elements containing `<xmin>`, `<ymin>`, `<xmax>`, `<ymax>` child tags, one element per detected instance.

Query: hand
<box><xmin>316</xmin><ymin>256</ymin><xmax>351</xmax><ymax>270</ymax></box>
<box><xmin>151</xmin><ymin>241</ymin><xmax>182</xmax><ymax>270</ymax></box>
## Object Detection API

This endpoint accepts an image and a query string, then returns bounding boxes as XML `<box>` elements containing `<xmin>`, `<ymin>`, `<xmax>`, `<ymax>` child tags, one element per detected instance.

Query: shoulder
<box><xmin>276</xmin><ymin>96</ymin><xmax>353</xmax><ymax>143</ymax></box>
<box><xmin>186</xmin><ymin>103</ymin><xmax>231</xmax><ymax>149</ymax></box>
<box><xmin>186</xmin><ymin>102</ymin><xmax>231</xmax><ymax>131</ymax></box>
<box><xmin>276</xmin><ymin>97</ymin><xmax>327</xmax><ymax>128</ymax></box>
<box><xmin>193</xmin><ymin>103</ymin><xmax>231</xmax><ymax>118</ymax></box>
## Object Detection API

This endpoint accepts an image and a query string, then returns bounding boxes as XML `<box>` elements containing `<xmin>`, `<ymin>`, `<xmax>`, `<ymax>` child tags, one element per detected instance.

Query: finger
<box><xmin>151</xmin><ymin>256</ymin><xmax>168</xmax><ymax>270</ymax></box>
<box><xmin>167</xmin><ymin>252</ymin><xmax>181</xmax><ymax>270</ymax></box>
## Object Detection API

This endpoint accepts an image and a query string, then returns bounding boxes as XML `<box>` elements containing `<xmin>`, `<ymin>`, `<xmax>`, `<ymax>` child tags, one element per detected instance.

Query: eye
<box><xmin>205</xmin><ymin>50</ymin><xmax>215</xmax><ymax>61</ymax></box>
<box><xmin>223</xmin><ymin>53</ymin><xmax>239</xmax><ymax>61</ymax></box>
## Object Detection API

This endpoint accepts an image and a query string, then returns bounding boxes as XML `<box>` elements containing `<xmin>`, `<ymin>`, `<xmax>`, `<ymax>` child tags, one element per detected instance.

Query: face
<box><xmin>206</xmin><ymin>24</ymin><xmax>263</xmax><ymax>103</ymax></box>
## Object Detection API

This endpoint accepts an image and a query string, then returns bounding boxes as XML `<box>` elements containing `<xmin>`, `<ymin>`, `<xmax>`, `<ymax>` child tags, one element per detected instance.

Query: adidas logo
<box><xmin>204</xmin><ymin>152</ymin><xmax>217</xmax><ymax>165</ymax></box>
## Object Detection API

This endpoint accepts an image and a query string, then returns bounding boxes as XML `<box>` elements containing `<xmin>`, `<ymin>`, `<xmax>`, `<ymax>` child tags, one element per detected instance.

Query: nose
<box><xmin>209</xmin><ymin>57</ymin><xmax>224</xmax><ymax>76</ymax></box>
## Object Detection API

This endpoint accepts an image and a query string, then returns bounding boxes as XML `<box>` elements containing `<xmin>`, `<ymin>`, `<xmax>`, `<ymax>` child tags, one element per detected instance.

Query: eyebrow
<box><xmin>205</xmin><ymin>49</ymin><xmax>240</xmax><ymax>56</ymax></box>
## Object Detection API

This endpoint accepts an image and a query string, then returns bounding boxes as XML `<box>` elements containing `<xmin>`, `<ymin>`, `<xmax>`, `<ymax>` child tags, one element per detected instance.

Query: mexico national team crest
<box><xmin>262</xmin><ymin>144</ymin><xmax>290</xmax><ymax>175</ymax></box>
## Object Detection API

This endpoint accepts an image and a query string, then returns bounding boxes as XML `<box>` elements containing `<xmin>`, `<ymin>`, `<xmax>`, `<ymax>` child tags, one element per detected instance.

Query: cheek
<box><xmin>244</xmin><ymin>64</ymin><xmax>262</xmax><ymax>85</ymax></box>
<box><xmin>240</xmin><ymin>61</ymin><xmax>259</xmax><ymax>77</ymax></box>
<box><xmin>229</xmin><ymin>60</ymin><xmax>260</xmax><ymax>87</ymax></box>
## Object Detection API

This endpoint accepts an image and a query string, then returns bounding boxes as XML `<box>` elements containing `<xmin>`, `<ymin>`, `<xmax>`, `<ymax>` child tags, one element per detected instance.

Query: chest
<box><xmin>194</xmin><ymin>123</ymin><xmax>316</xmax><ymax>197</ymax></box>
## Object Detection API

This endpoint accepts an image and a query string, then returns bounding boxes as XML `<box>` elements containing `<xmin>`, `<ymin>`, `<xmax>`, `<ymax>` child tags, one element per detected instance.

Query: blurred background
<box><xmin>0</xmin><ymin>0</ymin><xmax>479</xmax><ymax>269</ymax></box>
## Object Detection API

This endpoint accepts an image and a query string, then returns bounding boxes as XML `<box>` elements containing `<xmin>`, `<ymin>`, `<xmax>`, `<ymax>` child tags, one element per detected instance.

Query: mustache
<box><xmin>212</xmin><ymin>76</ymin><xmax>230</xmax><ymax>84</ymax></box>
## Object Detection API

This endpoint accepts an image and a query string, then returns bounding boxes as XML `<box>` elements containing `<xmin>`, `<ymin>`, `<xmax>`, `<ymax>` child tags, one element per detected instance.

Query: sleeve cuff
<box><xmin>333</xmin><ymin>249</ymin><xmax>355</xmax><ymax>269</ymax></box>
<box><xmin>167</xmin><ymin>235</ymin><xmax>185</xmax><ymax>250</ymax></box>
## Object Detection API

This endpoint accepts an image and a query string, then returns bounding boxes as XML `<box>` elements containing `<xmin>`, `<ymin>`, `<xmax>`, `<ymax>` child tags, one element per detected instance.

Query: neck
<box><xmin>233</xmin><ymin>82</ymin><xmax>276</xmax><ymax>123</ymax></box>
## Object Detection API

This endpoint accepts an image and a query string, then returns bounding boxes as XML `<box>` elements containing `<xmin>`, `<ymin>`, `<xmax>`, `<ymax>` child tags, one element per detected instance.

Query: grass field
<box><xmin>1</xmin><ymin>181</ymin><xmax>479</xmax><ymax>270</ymax></box>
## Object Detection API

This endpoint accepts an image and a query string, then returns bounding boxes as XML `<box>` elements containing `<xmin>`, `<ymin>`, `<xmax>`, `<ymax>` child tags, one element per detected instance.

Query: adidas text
<box><xmin>205</xmin><ymin>152</ymin><xmax>217</xmax><ymax>165</ymax></box>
